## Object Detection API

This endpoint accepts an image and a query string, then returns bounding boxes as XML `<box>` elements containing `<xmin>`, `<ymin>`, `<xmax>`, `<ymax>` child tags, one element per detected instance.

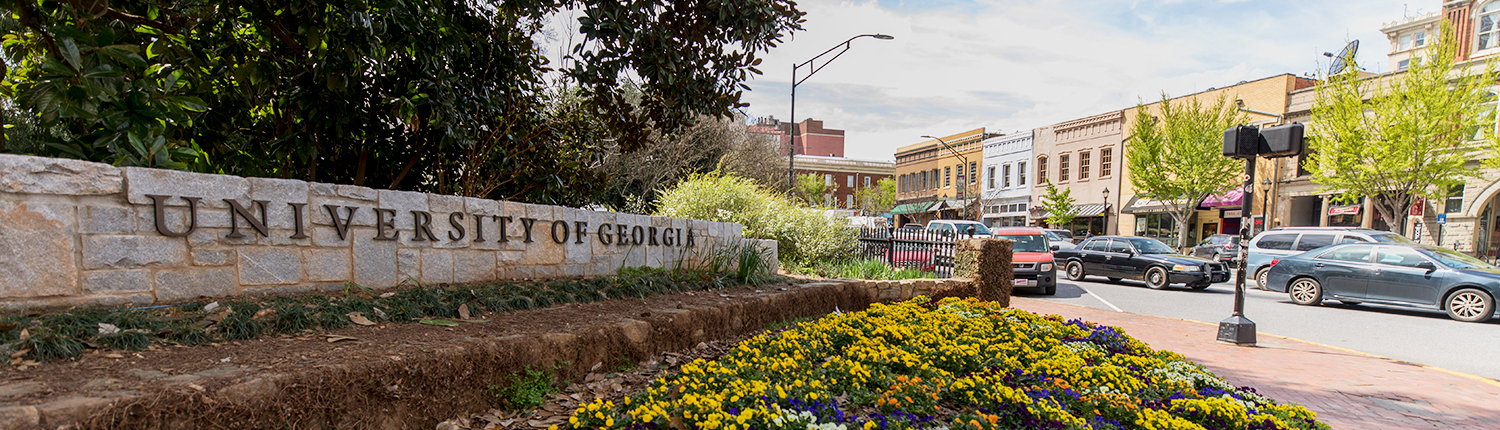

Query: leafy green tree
<box><xmin>0</xmin><ymin>0</ymin><xmax>804</xmax><ymax>206</ymax></box>
<box><xmin>1125</xmin><ymin>94</ymin><xmax>1245</xmax><ymax>248</ymax></box>
<box><xmin>1309</xmin><ymin>23</ymin><xmax>1500</xmax><ymax>234</ymax></box>
<box><xmin>792</xmin><ymin>173</ymin><xmax>834</xmax><ymax>207</ymax></box>
<box><xmin>854</xmin><ymin>178</ymin><xmax>896</xmax><ymax>215</ymax></box>
<box><xmin>1041</xmin><ymin>182</ymin><xmax>1077</xmax><ymax>228</ymax></box>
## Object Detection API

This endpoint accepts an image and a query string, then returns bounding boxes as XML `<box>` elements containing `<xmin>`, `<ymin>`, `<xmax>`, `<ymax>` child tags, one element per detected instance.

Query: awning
<box><xmin>1201</xmin><ymin>187</ymin><xmax>1244</xmax><ymax>208</ymax></box>
<box><xmin>1119</xmin><ymin>196</ymin><xmax>1186</xmax><ymax>214</ymax></box>
<box><xmin>1027</xmin><ymin>203</ymin><xmax>1107</xmax><ymax>219</ymax></box>
<box><xmin>890</xmin><ymin>203</ymin><xmax>929</xmax><ymax>215</ymax></box>
<box><xmin>1328</xmin><ymin>204</ymin><xmax>1361</xmax><ymax>216</ymax></box>
<box><xmin>927</xmin><ymin>199</ymin><xmax>966</xmax><ymax>212</ymax></box>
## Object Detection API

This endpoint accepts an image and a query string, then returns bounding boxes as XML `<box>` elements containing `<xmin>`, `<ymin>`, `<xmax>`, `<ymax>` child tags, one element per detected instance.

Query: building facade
<box><xmin>1115</xmin><ymin>74</ymin><xmax>1315</xmax><ymax>247</ymax></box>
<box><xmin>791</xmin><ymin>155</ymin><xmax>895</xmax><ymax>213</ymax></box>
<box><xmin>980</xmin><ymin>131</ymin><xmax>1034</xmax><ymax>228</ymax></box>
<box><xmin>892</xmin><ymin>128</ymin><xmax>993</xmax><ymax>227</ymax></box>
<box><xmin>1030</xmin><ymin>112</ymin><xmax>1123</xmax><ymax>235</ymax></box>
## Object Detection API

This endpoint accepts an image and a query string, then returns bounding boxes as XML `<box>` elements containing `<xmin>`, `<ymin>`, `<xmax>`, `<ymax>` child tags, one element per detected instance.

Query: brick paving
<box><xmin>1010</xmin><ymin>297</ymin><xmax>1500</xmax><ymax>430</ymax></box>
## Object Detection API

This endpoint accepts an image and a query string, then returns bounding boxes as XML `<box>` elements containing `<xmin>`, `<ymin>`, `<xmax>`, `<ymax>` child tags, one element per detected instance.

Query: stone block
<box><xmin>238</xmin><ymin>247</ymin><xmax>302</xmax><ymax>285</ymax></box>
<box><xmin>526</xmin><ymin>203</ymin><xmax>555</xmax><ymax>222</ymax></box>
<box><xmin>397</xmin><ymin>248</ymin><xmax>421</xmax><ymax>284</ymax></box>
<box><xmin>0</xmin><ymin>201</ymin><xmax>78</xmax><ymax>297</ymax></box>
<box><xmin>36</xmin><ymin>396</ymin><xmax>113</xmax><ymax>428</ymax></box>
<box><xmin>352</xmin><ymin>229</ymin><xmax>397</xmax><ymax>289</ymax></box>
<box><xmin>453</xmin><ymin>250</ymin><xmax>495</xmax><ymax>283</ymax></box>
<box><xmin>191</xmin><ymin>249</ymin><xmax>232</xmax><ymax>266</ymax></box>
<box><xmin>0</xmin><ymin>154</ymin><xmax>123</xmax><ymax>195</ymax></box>
<box><xmin>82</xmin><ymin>235</ymin><xmax>186</xmax><ymax>269</ymax></box>
<box><xmin>124</xmin><ymin>167</ymin><xmax>249</xmax><ymax>209</ymax></box>
<box><xmin>309</xmin><ymin>194</ymin><xmax>377</xmax><ymax>227</ymax></box>
<box><xmin>420</xmin><ymin>249</ymin><xmax>454</xmax><ymax>284</ymax></box>
<box><xmin>429</xmin><ymin>194</ymin><xmax>465</xmax><ymax>213</ymax></box>
<box><xmin>336</xmin><ymin>184</ymin><xmax>379</xmax><ymax>201</ymax></box>
<box><xmin>565</xmin><ymin>232</ymin><xmax>592</xmax><ymax>264</ymax></box>
<box><xmin>432</xmin><ymin>211</ymin><xmax>472</xmax><ymax>249</ymax></box>
<box><xmin>155</xmin><ymin>267</ymin><xmax>236</xmax><ymax>302</ymax></box>
<box><xmin>248</xmin><ymin>177</ymin><xmax>309</xmax><ymax>204</ymax></box>
<box><xmin>82</xmin><ymin>205</ymin><xmax>136</xmax><ymax>234</ymax></box>
<box><xmin>464</xmin><ymin>197</ymin><xmax>500</xmax><ymax>216</ymax></box>
<box><xmin>310</xmin><ymin>224</ymin><xmax>351</xmax><ymax>247</ymax></box>
<box><xmin>82</xmin><ymin>269</ymin><xmax>151</xmax><ymax>293</ymax></box>
<box><xmin>304</xmin><ymin>248</ymin><xmax>351</xmax><ymax>282</ymax></box>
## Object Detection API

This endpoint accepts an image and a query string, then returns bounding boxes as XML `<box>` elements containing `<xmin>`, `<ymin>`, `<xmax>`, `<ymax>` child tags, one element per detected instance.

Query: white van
<box><xmin>927</xmin><ymin>220</ymin><xmax>993</xmax><ymax>238</ymax></box>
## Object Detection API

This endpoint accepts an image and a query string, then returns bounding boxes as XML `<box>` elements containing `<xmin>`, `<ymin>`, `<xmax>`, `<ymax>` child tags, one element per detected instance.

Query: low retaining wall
<box><xmin>0</xmin><ymin>154</ymin><xmax>755</xmax><ymax>308</ymax></box>
<box><xmin>0</xmin><ymin>277</ymin><xmax>971</xmax><ymax>430</ymax></box>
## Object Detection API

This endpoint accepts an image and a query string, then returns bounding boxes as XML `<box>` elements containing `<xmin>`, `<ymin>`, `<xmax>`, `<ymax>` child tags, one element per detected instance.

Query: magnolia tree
<box><xmin>1309</xmin><ymin>22</ymin><xmax>1500</xmax><ymax>234</ymax></box>
<box><xmin>1125</xmin><ymin>95</ymin><xmax>1246</xmax><ymax>249</ymax></box>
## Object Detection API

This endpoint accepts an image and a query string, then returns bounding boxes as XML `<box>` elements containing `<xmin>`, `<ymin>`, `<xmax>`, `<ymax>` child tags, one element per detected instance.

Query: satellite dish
<box><xmin>1328</xmin><ymin>40</ymin><xmax>1359</xmax><ymax>76</ymax></box>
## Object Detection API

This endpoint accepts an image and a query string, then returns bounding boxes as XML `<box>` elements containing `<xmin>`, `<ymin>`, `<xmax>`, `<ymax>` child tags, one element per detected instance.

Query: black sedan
<box><xmin>1053</xmin><ymin>236</ymin><xmax>1230</xmax><ymax>289</ymax></box>
<box><xmin>1264</xmin><ymin>243</ymin><xmax>1499</xmax><ymax>322</ymax></box>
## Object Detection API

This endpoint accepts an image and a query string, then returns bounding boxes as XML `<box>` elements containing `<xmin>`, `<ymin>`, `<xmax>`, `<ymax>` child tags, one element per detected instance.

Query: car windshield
<box><xmin>997</xmin><ymin>234</ymin><xmax>1049</xmax><ymax>253</ymax></box>
<box><xmin>951</xmin><ymin>223</ymin><xmax>992</xmax><ymax>235</ymax></box>
<box><xmin>1367</xmin><ymin>233</ymin><xmax>1415</xmax><ymax>244</ymax></box>
<box><xmin>1043</xmin><ymin>230</ymin><xmax>1063</xmax><ymax>241</ymax></box>
<box><xmin>1421</xmin><ymin>247</ymin><xmax>1496</xmax><ymax>270</ymax></box>
<box><xmin>1127</xmin><ymin>238</ymin><xmax>1177</xmax><ymax>254</ymax></box>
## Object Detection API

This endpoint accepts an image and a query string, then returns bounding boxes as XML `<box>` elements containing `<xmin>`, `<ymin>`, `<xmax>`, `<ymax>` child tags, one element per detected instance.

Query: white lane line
<box><xmin>1076</xmin><ymin>283</ymin><xmax>1124</xmax><ymax>313</ymax></box>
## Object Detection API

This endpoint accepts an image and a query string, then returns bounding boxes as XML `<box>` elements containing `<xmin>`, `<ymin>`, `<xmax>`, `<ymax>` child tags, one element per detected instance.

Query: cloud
<box><xmin>739</xmin><ymin>0</ymin><xmax>1411</xmax><ymax>161</ymax></box>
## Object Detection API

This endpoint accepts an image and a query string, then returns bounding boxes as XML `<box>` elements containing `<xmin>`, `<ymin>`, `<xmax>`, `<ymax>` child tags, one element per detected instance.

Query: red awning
<box><xmin>1328</xmin><ymin>204</ymin><xmax>1361</xmax><ymax>216</ymax></box>
<box><xmin>1201</xmin><ymin>187</ymin><xmax>1244</xmax><ymax>208</ymax></box>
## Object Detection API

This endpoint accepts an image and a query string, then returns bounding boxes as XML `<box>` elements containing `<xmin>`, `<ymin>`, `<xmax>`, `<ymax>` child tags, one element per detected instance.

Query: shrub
<box><xmin>655</xmin><ymin>172</ymin><xmax>856</xmax><ymax>266</ymax></box>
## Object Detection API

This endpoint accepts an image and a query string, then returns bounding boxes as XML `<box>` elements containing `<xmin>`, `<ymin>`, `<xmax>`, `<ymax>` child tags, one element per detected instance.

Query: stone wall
<box><xmin>0</xmin><ymin>154</ymin><xmax>753</xmax><ymax>309</ymax></box>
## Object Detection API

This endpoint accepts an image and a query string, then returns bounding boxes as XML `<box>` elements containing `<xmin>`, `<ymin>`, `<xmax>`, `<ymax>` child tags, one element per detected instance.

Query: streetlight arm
<box><xmin>794</xmin><ymin>34</ymin><xmax>892</xmax><ymax>86</ymax></box>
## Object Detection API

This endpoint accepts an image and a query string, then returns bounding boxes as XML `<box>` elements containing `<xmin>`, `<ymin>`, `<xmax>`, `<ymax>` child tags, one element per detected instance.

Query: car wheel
<box><xmin>1255</xmin><ymin>268</ymin><xmax>1270</xmax><ymax>291</ymax></box>
<box><xmin>1145</xmin><ymin>267</ymin><xmax>1169</xmax><ymax>290</ymax></box>
<box><xmin>1188</xmin><ymin>283</ymin><xmax>1210</xmax><ymax>290</ymax></box>
<box><xmin>1445</xmin><ymin>288</ymin><xmax>1495</xmax><ymax>323</ymax></box>
<box><xmin>1107</xmin><ymin>277</ymin><xmax>1122</xmax><ymax>282</ymax></box>
<box><xmin>1288</xmin><ymin>277</ymin><xmax>1323</xmax><ymax>305</ymax></box>
<box><xmin>1065</xmin><ymin>261</ymin><xmax>1086</xmax><ymax>281</ymax></box>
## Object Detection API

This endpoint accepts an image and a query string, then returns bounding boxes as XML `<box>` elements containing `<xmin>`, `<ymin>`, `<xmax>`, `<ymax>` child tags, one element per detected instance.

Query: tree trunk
<box><xmin>1172</xmin><ymin>205</ymin><xmax>1193</xmax><ymax>250</ymax></box>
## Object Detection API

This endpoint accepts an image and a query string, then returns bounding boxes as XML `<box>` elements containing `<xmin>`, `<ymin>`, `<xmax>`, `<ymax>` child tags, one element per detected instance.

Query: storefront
<box><xmin>1029</xmin><ymin>204</ymin><xmax>1108</xmax><ymax>236</ymax></box>
<box><xmin>981</xmin><ymin>198</ymin><xmax>1031</xmax><ymax>228</ymax></box>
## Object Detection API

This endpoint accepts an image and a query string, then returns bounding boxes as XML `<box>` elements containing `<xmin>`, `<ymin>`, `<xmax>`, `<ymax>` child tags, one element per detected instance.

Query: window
<box><xmin>1059</xmin><ymin>154</ymin><xmax>1071</xmax><ymax>182</ymax></box>
<box><xmin>1083</xmin><ymin>240</ymin><xmax>1109</xmax><ymax>251</ymax></box>
<box><xmin>1002</xmin><ymin>164</ymin><xmax>1012</xmax><ymax>188</ymax></box>
<box><xmin>970</xmin><ymin>162</ymin><xmax>978</xmax><ymax>185</ymax></box>
<box><xmin>1100</xmin><ymin>149</ymin><xmax>1112</xmax><ymax>177</ymax></box>
<box><xmin>1399</xmin><ymin>35</ymin><xmax>1412</xmax><ymax>51</ymax></box>
<box><xmin>864</xmin><ymin>176</ymin><xmax>872</xmax><ymax>187</ymax></box>
<box><xmin>1037</xmin><ymin>157</ymin><xmax>1048</xmax><ymax>183</ymax></box>
<box><xmin>1294</xmin><ymin>234</ymin><xmax>1336</xmax><ymax>251</ymax></box>
<box><xmin>956</xmin><ymin>164</ymin><xmax>965</xmax><ymax>185</ymax></box>
<box><xmin>1447</xmin><ymin>184</ymin><xmax>1465</xmax><ymax>213</ymax></box>
<box><xmin>1317</xmin><ymin>245</ymin><xmax>1373</xmax><ymax>263</ymax></box>
<box><xmin>1106</xmin><ymin>239</ymin><xmax>1133</xmax><ymax>254</ymax></box>
<box><xmin>1397</xmin><ymin>59</ymin><xmax>1410</xmax><ymax>70</ymax></box>
<box><xmin>847</xmin><ymin>194</ymin><xmax>854</xmax><ymax>208</ymax></box>
<box><xmin>944</xmin><ymin>166</ymin><xmax>951</xmax><ymax>188</ymax></box>
<box><xmin>1416</xmin><ymin>31</ymin><xmax>1427</xmax><ymax>47</ymax></box>
<box><xmin>987</xmin><ymin>166</ymin><xmax>996</xmax><ymax>189</ymax></box>
<box><xmin>1134</xmin><ymin>213</ymin><xmax>1179</xmax><ymax>243</ymax></box>
<box><xmin>1255</xmin><ymin>233</ymin><xmax>1298</xmax><ymax>250</ymax></box>
<box><xmin>1376</xmin><ymin>247</ymin><xmax>1431</xmax><ymax>268</ymax></box>
<box><xmin>1018</xmin><ymin>162</ymin><xmax>1028</xmax><ymax>186</ymax></box>
<box><xmin>1339</xmin><ymin>235</ymin><xmax>1370</xmax><ymax>243</ymax></box>
<box><xmin>824</xmin><ymin>174</ymin><xmax>833</xmax><ymax>186</ymax></box>
<box><xmin>932</xmin><ymin>169</ymin><xmax>939</xmax><ymax>188</ymax></box>
<box><xmin>1481</xmin><ymin>2</ymin><xmax>1500</xmax><ymax>50</ymax></box>
<box><xmin>1079</xmin><ymin>151</ymin><xmax>1091</xmax><ymax>180</ymax></box>
<box><xmin>847</xmin><ymin>174</ymin><xmax>854</xmax><ymax>188</ymax></box>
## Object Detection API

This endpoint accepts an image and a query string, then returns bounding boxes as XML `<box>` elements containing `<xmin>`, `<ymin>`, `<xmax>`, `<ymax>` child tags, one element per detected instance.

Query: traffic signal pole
<box><xmin>1218</xmin><ymin>155</ymin><xmax>1257</xmax><ymax>346</ymax></box>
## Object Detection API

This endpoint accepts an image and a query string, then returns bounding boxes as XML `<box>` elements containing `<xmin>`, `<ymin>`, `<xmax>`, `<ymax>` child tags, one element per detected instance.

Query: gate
<box><xmin>857</xmin><ymin>227</ymin><xmax>961</xmax><ymax>278</ymax></box>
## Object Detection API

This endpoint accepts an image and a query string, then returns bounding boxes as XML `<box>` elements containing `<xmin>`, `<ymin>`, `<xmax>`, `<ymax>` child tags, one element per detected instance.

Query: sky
<box><xmin>721</xmin><ymin>0</ymin><xmax>1425</xmax><ymax>161</ymax></box>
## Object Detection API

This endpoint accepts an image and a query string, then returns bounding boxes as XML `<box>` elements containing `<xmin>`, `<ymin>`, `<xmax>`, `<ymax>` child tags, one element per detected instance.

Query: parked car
<box><xmin>928</xmin><ymin>220</ymin><xmax>993</xmax><ymax>238</ymax></box>
<box><xmin>1053</xmin><ymin>236</ymin><xmax>1230</xmax><ymax>289</ymax></box>
<box><xmin>1264</xmin><ymin>243</ymin><xmax>1498</xmax><ymax>322</ymax></box>
<box><xmin>1044</xmin><ymin>228</ymin><xmax>1076</xmax><ymax>245</ymax></box>
<box><xmin>1248</xmin><ymin>227</ymin><xmax>1414</xmax><ymax>290</ymax></box>
<box><xmin>1190</xmin><ymin>234</ymin><xmax>1241</xmax><ymax>262</ymax></box>
<box><xmin>1043</xmin><ymin>229</ymin><xmax>1077</xmax><ymax>251</ymax></box>
<box><xmin>991</xmin><ymin>227</ymin><xmax>1058</xmax><ymax>295</ymax></box>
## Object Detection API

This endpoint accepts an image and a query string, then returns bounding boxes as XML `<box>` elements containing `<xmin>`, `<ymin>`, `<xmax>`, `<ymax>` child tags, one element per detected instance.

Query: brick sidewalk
<box><xmin>1010</xmin><ymin>297</ymin><xmax>1500</xmax><ymax>430</ymax></box>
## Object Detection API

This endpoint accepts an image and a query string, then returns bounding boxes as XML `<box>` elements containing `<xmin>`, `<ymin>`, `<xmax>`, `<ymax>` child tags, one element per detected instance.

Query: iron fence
<box><xmin>856</xmin><ymin>227</ymin><xmax>967</xmax><ymax>278</ymax></box>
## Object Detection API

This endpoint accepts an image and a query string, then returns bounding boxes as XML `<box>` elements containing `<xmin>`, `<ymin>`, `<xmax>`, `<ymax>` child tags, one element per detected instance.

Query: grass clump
<box><xmin>788</xmin><ymin>258</ymin><xmax>935</xmax><ymax>280</ymax></box>
<box><xmin>490</xmin><ymin>365</ymin><xmax>559</xmax><ymax>410</ymax></box>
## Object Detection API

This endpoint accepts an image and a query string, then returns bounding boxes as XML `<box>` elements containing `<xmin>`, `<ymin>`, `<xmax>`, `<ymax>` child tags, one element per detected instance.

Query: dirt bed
<box><xmin>0</xmin><ymin>279</ymin><xmax>874</xmax><ymax>430</ymax></box>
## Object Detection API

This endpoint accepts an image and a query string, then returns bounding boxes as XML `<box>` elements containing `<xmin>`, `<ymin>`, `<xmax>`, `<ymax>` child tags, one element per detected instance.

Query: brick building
<box><xmin>746</xmin><ymin>117</ymin><xmax>847</xmax><ymax>157</ymax></box>
<box><xmin>792</xmin><ymin>155</ymin><xmax>895</xmax><ymax>213</ymax></box>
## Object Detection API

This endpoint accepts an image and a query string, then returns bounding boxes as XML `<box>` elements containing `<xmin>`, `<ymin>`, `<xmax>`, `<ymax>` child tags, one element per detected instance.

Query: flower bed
<box><xmin>558</xmin><ymin>297</ymin><xmax>1328</xmax><ymax>430</ymax></box>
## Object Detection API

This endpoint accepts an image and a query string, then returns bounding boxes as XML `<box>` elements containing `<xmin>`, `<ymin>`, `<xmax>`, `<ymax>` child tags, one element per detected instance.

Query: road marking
<box><xmin>1077</xmin><ymin>283</ymin><xmax>1124</xmax><ymax>313</ymax></box>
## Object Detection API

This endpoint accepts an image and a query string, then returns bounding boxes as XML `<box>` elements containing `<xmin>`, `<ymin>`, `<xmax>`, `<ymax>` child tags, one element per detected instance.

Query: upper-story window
<box><xmin>1018</xmin><ymin>162</ymin><xmax>1027</xmax><ymax>186</ymax></box>
<box><xmin>1060</xmin><ymin>154</ymin><xmax>1071</xmax><ymax>182</ymax></box>
<box><xmin>1003</xmin><ymin>164</ymin><xmax>1012</xmax><ymax>188</ymax></box>
<box><xmin>987</xmin><ymin>166</ymin><xmax>996</xmax><ymax>189</ymax></box>
<box><xmin>944</xmin><ymin>166</ymin><xmax>951</xmax><ymax>188</ymax></box>
<box><xmin>1100</xmin><ymin>148</ymin><xmax>1113</xmax><ymax>177</ymax></box>
<box><xmin>1399</xmin><ymin>35</ymin><xmax>1412</xmax><ymax>51</ymax></box>
<box><xmin>1079</xmin><ymin>151</ymin><xmax>1091</xmax><ymax>180</ymax></box>
<box><xmin>1480</xmin><ymin>2</ymin><xmax>1500</xmax><ymax>51</ymax></box>
<box><xmin>1416</xmin><ymin>31</ymin><xmax>1427</xmax><ymax>47</ymax></box>
<box><xmin>969</xmin><ymin>162</ymin><xmax>978</xmax><ymax>185</ymax></box>
<box><xmin>1037</xmin><ymin>156</ymin><xmax>1048</xmax><ymax>183</ymax></box>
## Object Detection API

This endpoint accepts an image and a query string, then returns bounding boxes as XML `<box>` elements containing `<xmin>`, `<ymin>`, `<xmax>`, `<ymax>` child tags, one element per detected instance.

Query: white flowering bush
<box><xmin>656</xmin><ymin>172</ymin><xmax>857</xmax><ymax>266</ymax></box>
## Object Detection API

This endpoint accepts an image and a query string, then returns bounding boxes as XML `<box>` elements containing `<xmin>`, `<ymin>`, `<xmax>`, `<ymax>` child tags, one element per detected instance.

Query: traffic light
<box><xmin>1222</xmin><ymin>123</ymin><xmax>1305</xmax><ymax>159</ymax></box>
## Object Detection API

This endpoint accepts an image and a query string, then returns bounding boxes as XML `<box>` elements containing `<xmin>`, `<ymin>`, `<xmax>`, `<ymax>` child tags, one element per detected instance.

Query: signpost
<box><xmin>1437</xmin><ymin>213</ymin><xmax>1447</xmax><ymax>246</ymax></box>
<box><xmin>1218</xmin><ymin>123</ymin><xmax>1305</xmax><ymax>347</ymax></box>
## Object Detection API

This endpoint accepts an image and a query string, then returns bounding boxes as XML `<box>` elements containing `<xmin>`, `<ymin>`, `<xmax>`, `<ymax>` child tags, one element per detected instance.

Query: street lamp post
<box><xmin>921</xmin><ymin>135</ymin><xmax>972</xmax><ymax>220</ymax></box>
<box><xmin>1260</xmin><ymin>179</ymin><xmax>1272</xmax><ymax>235</ymax></box>
<box><xmin>787</xmin><ymin>34</ymin><xmax>895</xmax><ymax>189</ymax></box>
<box><xmin>1102</xmin><ymin>187</ymin><xmax>1111</xmax><ymax>235</ymax></box>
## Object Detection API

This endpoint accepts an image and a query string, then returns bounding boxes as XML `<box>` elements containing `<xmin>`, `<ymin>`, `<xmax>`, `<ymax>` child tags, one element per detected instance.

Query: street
<box><xmin>1014</xmin><ymin>271</ymin><xmax>1500</xmax><ymax>382</ymax></box>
